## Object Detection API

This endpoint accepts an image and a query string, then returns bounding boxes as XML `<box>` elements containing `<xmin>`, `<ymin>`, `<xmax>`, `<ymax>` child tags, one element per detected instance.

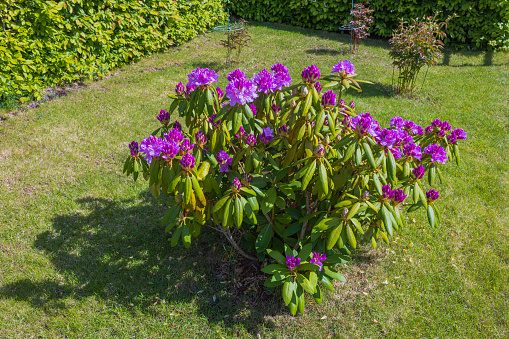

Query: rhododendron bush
<box><xmin>123</xmin><ymin>61</ymin><xmax>466</xmax><ymax>315</ymax></box>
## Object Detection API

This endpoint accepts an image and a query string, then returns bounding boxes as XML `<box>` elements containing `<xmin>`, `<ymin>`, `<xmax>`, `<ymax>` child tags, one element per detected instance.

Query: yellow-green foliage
<box><xmin>0</xmin><ymin>0</ymin><xmax>226</xmax><ymax>104</ymax></box>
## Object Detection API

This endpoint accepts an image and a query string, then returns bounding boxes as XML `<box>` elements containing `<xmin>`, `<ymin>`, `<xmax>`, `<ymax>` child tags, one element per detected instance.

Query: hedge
<box><xmin>0</xmin><ymin>0</ymin><xmax>226</xmax><ymax>104</ymax></box>
<box><xmin>226</xmin><ymin>0</ymin><xmax>509</xmax><ymax>51</ymax></box>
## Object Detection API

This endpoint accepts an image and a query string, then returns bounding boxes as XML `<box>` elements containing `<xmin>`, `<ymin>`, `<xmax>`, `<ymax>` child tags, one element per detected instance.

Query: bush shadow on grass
<box><xmin>0</xmin><ymin>193</ymin><xmax>283</xmax><ymax>334</ymax></box>
<box><xmin>347</xmin><ymin>81</ymin><xmax>397</xmax><ymax>99</ymax></box>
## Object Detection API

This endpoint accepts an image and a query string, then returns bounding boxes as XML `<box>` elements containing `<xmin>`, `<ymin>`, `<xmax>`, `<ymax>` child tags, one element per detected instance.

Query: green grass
<box><xmin>0</xmin><ymin>22</ymin><xmax>508</xmax><ymax>338</ymax></box>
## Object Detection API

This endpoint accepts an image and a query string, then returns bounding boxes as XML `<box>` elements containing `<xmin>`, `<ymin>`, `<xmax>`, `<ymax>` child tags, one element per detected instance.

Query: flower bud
<box><xmin>290</xmin><ymin>99</ymin><xmax>297</xmax><ymax>109</ymax></box>
<box><xmin>361</xmin><ymin>191</ymin><xmax>369</xmax><ymax>201</ymax></box>
<box><xmin>231</xmin><ymin>178</ymin><xmax>242</xmax><ymax>192</ymax></box>
<box><xmin>300</xmin><ymin>85</ymin><xmax>309</xmax><ymax>97</ymax></box>
<box><xmin>324</xmin><ymin>134</ymin><xmax>330</xmax><ymax>145</ymax></box>
<box><xmin>342</xmin><ymin>207</ymin><xmax>349</xmax><ymax>218</ymax></box>
<box><xmin>175</xmin><ymin>195</ymin><xmax>183</xmax><ymax>204</ymax></box>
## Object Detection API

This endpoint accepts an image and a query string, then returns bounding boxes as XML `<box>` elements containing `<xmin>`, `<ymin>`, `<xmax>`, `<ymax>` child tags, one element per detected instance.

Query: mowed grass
<box><xmin>0</xmin><ymin>22</ymin><xmax>508</xmax><ymax>338</ymax></box>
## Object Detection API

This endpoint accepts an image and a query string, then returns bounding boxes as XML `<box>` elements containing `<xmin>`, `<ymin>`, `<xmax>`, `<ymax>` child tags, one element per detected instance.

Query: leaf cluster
<box><xmin>0</xmin><ymin>0</ymin><xmax>226</xmax><ymax>104</ymax></box>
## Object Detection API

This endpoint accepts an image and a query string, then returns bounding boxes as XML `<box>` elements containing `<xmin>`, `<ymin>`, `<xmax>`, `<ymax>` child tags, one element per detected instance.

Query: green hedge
<box><xmin>227</xmin><ymin>0</ymin><xmax>509</xmax><ymax>51</ymax></box>
<box><xmin>0</xmin><ymin>0</ymin><xmax>226</xmax><ymax>104</ymax></box>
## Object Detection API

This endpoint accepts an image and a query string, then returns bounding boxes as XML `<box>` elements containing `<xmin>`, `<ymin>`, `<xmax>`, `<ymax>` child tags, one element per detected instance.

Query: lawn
<box><xmin>0</xmin><ymin>22</ymin><xmax>508</xmax><ymax>338</ymax></box>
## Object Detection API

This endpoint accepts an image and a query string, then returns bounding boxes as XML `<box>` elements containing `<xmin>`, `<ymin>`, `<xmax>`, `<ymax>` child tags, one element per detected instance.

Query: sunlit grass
<box><xmin>0</xmin><ymin>22</ymin><xmax>508</xmax><ymax>338</ymax></box>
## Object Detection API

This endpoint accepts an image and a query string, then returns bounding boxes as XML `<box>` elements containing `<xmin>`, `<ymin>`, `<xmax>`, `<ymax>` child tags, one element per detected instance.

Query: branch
<box><xmin>206</xmin><ymin>223</ymin><xmax>257</xmax><ymax>261</ymax></box>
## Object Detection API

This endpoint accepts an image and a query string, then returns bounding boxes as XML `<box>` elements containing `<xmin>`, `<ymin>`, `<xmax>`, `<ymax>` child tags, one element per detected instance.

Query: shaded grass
<box><xmin>0</xmin><ymin>21</ymin><xmax>508</xmax><ymax>338</ymax></box>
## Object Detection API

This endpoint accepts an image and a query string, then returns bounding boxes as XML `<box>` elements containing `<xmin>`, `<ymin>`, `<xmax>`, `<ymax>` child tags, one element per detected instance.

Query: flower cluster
<box><xmin>381</xmin><ymin>185</ymin><xmax>407</xmax><ymax>205</ymax></box>
<box><xmin>180</xmin><ymin>153</ymin><xmax>196</xmax><ymax>169</ymax></box>
<box><xmin>175</xmin><ymin>82</ymin><xmax>185</xmax><ymax>96</ymax></box>
<box><xmin>301</xmin><ymin>65</ymin><xmax>321</xmax><ymax>84</ymax></box>
<box><xmin>187</xmin><ymin>67</ymin><xmax>218</xmax><ymax>87</ymax></box>
<box><xmin>426</xmin><ymin>189</ymin><xmax>440</xmax><ymax>202</ymax></box>
<box><xmin>156</xmin><ymin>109</ymin><xmax>171</xmax><ymax>126</ymax></box>
<box><xmin>231</xmin><ymin>177</ymin><xmax>242</xmax><ymax>192</ymax></box>
<box><xmin>423</xmin><ymin>144</ymin><xmax>448</xmax><ymax>164</ymax></box>
<box><xmin>350</xmin><ymin>112</ymin><xmax>380</xmax><ymax>137</ymax></box>
<box><xmin>271</xmin><ymin>63</ymin><xmax>292</xmax><ymax>90</ymax></box>
<box><xmin>260</xmin><ymin>127</ymin><xmax>274</xmax><ymax>145</ymax></box>
<box><xmin>129</xmin><ymin>141</ymin><xmax>139</xmax><ymax>157</ymax></box>
<box><xmin>246</xmin><ymin>134</ymin><xmax>257</xmax><ymax>146</ymax></box>
<box><xmin>413</xmin><ymin>165</ymin><xmax>426</xmax><ymax>179</ymax></box>
<box><xmin>321</xmin><ymin>90</ymin><xmax>337</xmax><ymax>107</ymax></box>
<box><xmin>216</xmin><ymin>150</ymin><xmax>233</xmax><ymax>173</ymax></box>
<box><xmin>332</xmin><ymin>60</ymin><xmax>355</xmax><ymax>75</ymax></box>
<box><xmin>226</xmin><ymin>76</ymin><xmax>258</xmax><ymax>106</ymax></box>
<box><xmin>285</xmin><ymin>255</ymin><xmax>301</xmax><ymax>271</ymax></box>
<box><xmin>310</xmin><ymin>252</ymin><xmax>327</xmax><ymax>271</ymax></box>
<box><xmin>252</xmin><ymin>68</ymin><xmax>277</xmax><ymax>94</ymax></box>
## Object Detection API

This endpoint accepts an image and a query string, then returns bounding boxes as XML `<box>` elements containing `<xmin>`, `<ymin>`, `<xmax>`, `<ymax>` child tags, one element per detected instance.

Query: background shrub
<box><xmin>0</xmin><ymin>0</ymin><xmax>226</xmax><ymax>104</ymax></box>
<box><xmin>226</xmin><ymin>0</ymin><xmax>509</xmax><ymax>51</ymax></box>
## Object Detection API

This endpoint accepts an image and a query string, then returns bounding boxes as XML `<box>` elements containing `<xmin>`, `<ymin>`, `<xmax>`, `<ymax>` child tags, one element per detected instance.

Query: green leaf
<box><xmin>234</xmin><ymin>197</ymin><xmax>244</xmax><ymax>228</ymax></box>
<box><xmin>162</xmin><ymin>205</ymin><xmax>180</xmax><ymax>225</ymax></box>
<box><xmin>171</xmin><ymin>225</ymin><xmax>182</xmax><ymax>247</ymax></box>
<box><xmin>427</xmin><ymin>205</ymin><xmax>435</xmax><ymax>228</ymax></box>
<box><xmin>261</xmin><ymin>187</ymin><xmax>277</xmax><ymax>214</ymax></box>
<box><xmin>297</xmin><ymin>273</ymin><xmax>316</xmax><ymax>294</ymax></box>
<box><xmin>346</xmin><ymin>224</ymin><xmax>357</xmax><ymax>249</ymax></box>
<box><xmin>321</xmin><ymin>274</ymin><xmax>334</xmax><ymax>291</ymax></box>
<box><xmin>181</xmin><ymin>224</ymin><xmax>191</xmax><ymax>248</ymax></box>
<box><xmin>313</xmin><ymin>284</ymin><xmax>322</xmax><ymax>304</ymax></box>
<box><xmin>255</xmin><ymin>223</ymin><xmax>272</xmax><ymax>252</ymax></box>
<box><xmin>222</xmin><ymin>199</ymin><xmax>233</xmax><ymax>229</ymax></box>
<box><xmin>387</xmin><ymin>150</ymin><xmax>397</xmax><ymax>184</ymax></box>
<box><xmin>346</xmin><ymin>202</ymin><xmax>360</xmax><ymax>220</ymax></box>
<box><xmin>381</xmin><ymin>205</ymin><xmax>393</xmax><ymax>236</ymax></box>
<box><xmin>191</xmin><ymin>174</ymin><xmax>206</xmax><ymax>205</ymax></box>
<box><xmin>184</xmin><ymin>176</ymin><xmax>192</xmax><ymax>205</ymax></box>
<box><xmin>267</xmin><ymin>249</ymin><xmax>286</xmax><ymax>264</ymax></box>
<box><xmin>296</xmin><ymin>263</ymin><xmax>321</xmax><ymax>271</ymax></box>
<box><xmin>318</xmin><ymin>162</ymin><xmax>328</xmax><ymax>195</ymax></box>
<box><xmin>323</xmin><ymin>266</ymin><xmax>346</xmax><ymax>282</ymax></box>
<box><xmin>297</xmin><ymin>243</ymin><xmax>313</xmax><ymax>261</ymax></box>
<box><xmin>362</xmin><ymin>141</ymin><xmax>376</xmax><ymax>169</ymax></box>
<box><xmin>326</xmin><ymin>223</ymin><xmax>343</xmax><ymax>250</ymax></box>
<box><xmin>213</xmin><ymin>195</ymin><xmax>230</xmax><ymax>213</ymax></box>
<box><xmin>302</xmin><ymin>160</ymin><xmax>317</xmax><ymax>190</ymax></box>
<box><xmin>282</xmin><ymin>280</ymin><xmax>296</xmax><ymax>305</ymax></box>
<box><xmin>261</xmin><ymin>264</ymin><xmax>284</xmax><ymax>274</ymax></box>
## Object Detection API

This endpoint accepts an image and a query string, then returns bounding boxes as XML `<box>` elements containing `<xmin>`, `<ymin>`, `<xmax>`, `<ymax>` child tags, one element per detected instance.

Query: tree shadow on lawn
<box><xmin>0</xmin><ymin>194</ymin><xmax>284</xmax><ymax>334</ymax></box>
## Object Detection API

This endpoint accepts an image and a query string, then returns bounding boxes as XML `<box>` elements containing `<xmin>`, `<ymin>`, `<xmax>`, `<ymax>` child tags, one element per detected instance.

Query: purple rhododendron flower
<box><xmin>231</xmin><ymin>177</ymin><xmax>242</xmax><ymax>191</ymax></box>
<box><xmin>403</xmin><ymin>120</ymin><xmax>423</xmax><ymax>135</ymax></box>
<box><xmin>426</xmin><ymin>189</ymin><xmax>440</xmax><ymax>202</ymax></box>
<box><xmin>425</xmin><ymin>125</ymin><xmax>434</xmax><ymax>134</ymax></box>
<box><xmin>386</xmin><ymin>147</ymin><xmax>402</xmax><ymax>159</ymax></box>
<box><xmin>216</xmin><ymin>150</ymin><xmax>233</xmax><ymax>172</ymax></box>
<box><xmin>392</xmin><ymin>189</ymin><xmax>407</xmax><ymax>204</ymax></box>
<box><xmin>160</xmin><ymin>140</ymin><xmax>180</xmax><ymax>160</ymax></box>
<box><xmin>441</xmin><ymin>121</ymin><xmax>451</xmax><ymax>131</ymax></box>
<box><xmin>301</xmin><ymin>65</ymin><xmax>321</xmax><ymax>84</ymax></box>
<box><xmin>252</xmin><ymin>69</ymin><xmax>277</xmax><ymax>94</ymax></box>
<box><xmin>195</xmin><ymin>131</ymin><xmax>207</xmax><ymax>146</ymax></box>
<box><xmin>382</xmin><ymin>185</ymin><xmax>394</xmax><ymax>200</ymax></box>
<box><xmin>310</xmin><ymin>252</ymin><xmax>327</xmax><ymax>271</ymax></box>
<box><xmin>321</xmin><ymin>90</ymin><xmax>337</xmax><ymax>107</ymax></box>
<box><xmin>180</xmin><ymin>138</ymin><xmax>195</xmax><ymax>154</ymax></box>
<box><xmin>285</xmin><ymin>255</ymin><xmax>301</xmax><ymax>271</ymax></box>
<box><xmin>216</xmin><ymin>86</ymin><xmax>224</xmax><ymax>100</ymax></box>
<box><xmin>187</xmin><ymin>67</ymin><xmax>218</xmax><ymax>87</ymax></box>
<box><xmin>157</xmin><ymin>109</ymin><xmax>171</xmax><ymax>126</ymax></box>
<box><xmin>377</xmin><ymin>129</ymin><xmax>398</xmax><ymax>148</ymax></box>
<box><xmin>129</xmin><ymin>141</ymin><xmax>139</xmax><ymax>157</ymax></box>
<box><xmin>234</xmin><ymin>126</ymin><xmax>246</xmax><ymax>139</ymax></box>
<box><xmin>452</xmin><ymin>128</ymin><xmax>467</xmax><ymax>140</ymax></box>
<box><xmin>185</xmin><ymin>83</ymin><xmax>196</xmax><ymax>98</ymax></box>
<box><xmin>278</xmin><ymin>125</ymin><xmax>288</xmax><ymax>136</ymax></box>
<box><xmin>175</xmin><ymin>82</ymin><xmax>185</xmax><ymax>96</ymax></box>
<box><xmin>140</xmin><ymin>136</ymin><xmax>163</xmax><ymax>164</ymax></box>
<box><xmin>413</xmin><ymin>165</ymin><xmax>425</xmax><ymax>179</ymax></box>
<box><xmin>391</xmin><ymin>116</ymin><xmax>405</xmax><ymax>129</ymax></box>
<box><xmin>179</xmin><ymin>153</ymin><xmax>196</xmax><ymax>169</ymax></box>
<box><xmin>331</xmin><ymin>59</ymin><xmax>356</xmax><ymax>75</ymax></box>
<box><xmin>173</xmin><ymin>121</ymin><xmax>182</xmax><ymax>131</ymax></box>
<box><xmin>271</xmin><ymin>63</ymin><xmax>292</xmax><ymax>90</ymax></box>
<box><xmin>246</xmin><ymin>134</ymin><xmax>256</xmax><ymax>146</ymax></box>
<box><xmin>349</xmin><ymin>100</ymin><xmax>355</xmax><ymax>110</ymax></box>
<box><xmin>242</xmin><ymin>173</ymin><xmax>252</xmax><ymax>186</ymax></box>
<box><xmin>431</xmin><ymin>119</ymin><xmax>442</xmax><ymax>128</ymax></box>
<box><xmin>350</xmin><ymin>113</ymin><xmax>380</xmax><ymax>137</ymax></box>
<box><xmin>395</xmin><ymin>130</ymin><xmax>413</xmax><ymax>145</ymax></box>
<box><xmin>226</xmin><ymin>78</ymin><xmax>259</xmax><ymax>106</ymax></box>
<box><xmin>403</xmin><ymin>142</ymin><xmax>422</xmax><ymax>161</ymax></box>
<box><xmin>260</xmin><ymin>127</ymin><xmax>274</xmax><ymax>144</ymax></box>
<box><xmin>208</xmin><ymin>114</ymin><xmax>221</xmax><ymax>127</ymax></box>
<box><xmin>249</xmin><ymin>103</ymin><xmax>257</xmax><ymax>116</ymax></box>
<box><xmin>227</xmin><ymin>69</ymin><xmax>247</xmax><ymax>82</ymax></box>
<box><xmin>315</xmin><ymin>81</ymin><xmax>322</xmax><ymax>93</ymax></box>
<box><xmin>165</xmin><ymin>127</ymin><xmax>184</xmax><ymax>143</ymax></box>
<box><xmin>424</xmin><ymin>144</ymin><xmax>448</xmax><ymax>164</ymax></box>
<box><xmin>272</xmin><ymin>104</ymin><xmax>281</xmax><ymax>113</ymax></box>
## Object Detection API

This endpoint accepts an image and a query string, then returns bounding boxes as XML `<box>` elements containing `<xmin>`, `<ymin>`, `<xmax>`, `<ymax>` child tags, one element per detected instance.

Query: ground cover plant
<box><xmin>0</xmin><ymin>22</ymin><xmax>508</xmax><ymax>337</ymax></box>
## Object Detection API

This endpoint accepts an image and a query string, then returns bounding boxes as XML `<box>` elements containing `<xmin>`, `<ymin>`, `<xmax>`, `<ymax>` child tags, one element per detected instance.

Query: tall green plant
<box><xmin>123</xmin><ymin>61</ymin><xmax>467</xmax><ymax>315</ymax></box>
<box><xmin>389</xmin><ymin>13</ymin><xmax>453</xmax><ymax>94</ymax></box>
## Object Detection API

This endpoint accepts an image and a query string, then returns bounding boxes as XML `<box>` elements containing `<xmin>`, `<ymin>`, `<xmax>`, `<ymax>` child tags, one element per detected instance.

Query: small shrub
<box><xmin>389</xmin><ymin>13</ymin><xmax>453</xmax><ymax>94</ymax></box>
<box><xmin>219</xmin><ymin>19</ymin><xmax>252</xmax><ymax>65</ymax></box>
<box><xmin>123</xmin><ymin>61</ymin><xmax>467</xmax><ymax>315</ymax></box>
<box><xmin>350</xmin><ymin>2</ymin><xmax>374</xmax><ymax>53</ymax></box>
